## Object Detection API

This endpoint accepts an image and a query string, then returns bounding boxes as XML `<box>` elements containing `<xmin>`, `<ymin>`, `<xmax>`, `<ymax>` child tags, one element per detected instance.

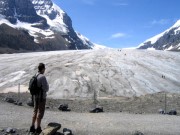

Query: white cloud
<box><xmin>151</xmin><ymin>19</ymin><xmax>170</xmax><ymax>25</ymax></box>
<box><xmin>144</xmin><ymin>19</ymin><xmax>172</xmax><ymax>28</ymax></box>
<box><xmin>111</xmin><ymin>33</ymin><xmax>126</xmax><ymax>39</ymax></box>
<box><xmin>81</xmin><ymin>0</ymin><xmax>95</xmax><ymax>5</ymax></box>
<box><xmin>113</xmin><ymin>3</ymin><xmax>128</xmax><ymax>6</ymax></box>
<box><xmin>112</xmin><ymin>0</ymin><xmax>128</xmax><ymax>6</ymax></box>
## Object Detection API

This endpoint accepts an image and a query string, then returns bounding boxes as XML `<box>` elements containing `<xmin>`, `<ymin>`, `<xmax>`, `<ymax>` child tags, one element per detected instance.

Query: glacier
<box><xmin>0</xmin><ymin>49</ymin><xmax>179</xmax><ymax>99</ymax></box>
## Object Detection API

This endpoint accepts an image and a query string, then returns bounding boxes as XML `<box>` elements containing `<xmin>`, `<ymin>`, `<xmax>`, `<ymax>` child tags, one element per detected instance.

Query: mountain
<box><xmin>75</xmin><ymin>32</ymin><xmax>107</xmax><ymax>50</ymax></box>
<box><xmin>0</xmin><ymin>0</ymin><xmax>94</xmax><ymax>53</ymax></box>
<box><xmin>138</xmin><ymin>20</ymin><xmax>180</xmax><ymax>51</ymax></box>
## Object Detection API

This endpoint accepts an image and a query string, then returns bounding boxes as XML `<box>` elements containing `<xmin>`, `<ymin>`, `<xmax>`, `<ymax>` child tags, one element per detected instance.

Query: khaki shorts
<box><xmin>33</xmin><ymin>98</ymin><xmax>46</xmax><ymax>119</ymax></box>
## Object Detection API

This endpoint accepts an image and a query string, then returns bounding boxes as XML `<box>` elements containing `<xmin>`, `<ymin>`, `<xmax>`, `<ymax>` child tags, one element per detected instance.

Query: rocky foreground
<box><xmin>0</xmin><ymin>92</ymin><xmax>180</xmax><ymax>135</ymax></box>
<box><xmin>0</xmin><ymin>92</ymin><xmax>180</xmax><ymax>114</ymax></box>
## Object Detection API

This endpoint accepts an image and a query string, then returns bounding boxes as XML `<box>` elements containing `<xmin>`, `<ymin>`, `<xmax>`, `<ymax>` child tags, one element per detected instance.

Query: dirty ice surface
<box><xmin>0</xmin><ymin>49</ymin><xmax>180</xmax><ymax>99</ymax></box>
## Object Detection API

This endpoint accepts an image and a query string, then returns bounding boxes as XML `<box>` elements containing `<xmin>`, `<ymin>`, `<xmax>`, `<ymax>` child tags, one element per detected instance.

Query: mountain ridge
<box><xmin>138</xmin><ymin>19</ymin><xmax>180</xmax><ymax>51</ymax></box>
<box><xmin>0</xmin><ymin>0</ymin><xmax>95</xmax><ymax>53</ymax></box>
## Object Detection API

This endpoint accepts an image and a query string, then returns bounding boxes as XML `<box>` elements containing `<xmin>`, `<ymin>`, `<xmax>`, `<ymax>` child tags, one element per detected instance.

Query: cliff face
<box><xmin>0</xmin><ymin>0</ymin><xmax>92</xmax><ymax>53</ymax></box>
<box><xmin>0</xmin><ymin>0</ymin><xmax>47</xmax><ymax>25</ymax></box>
<box><xmin>31</xmin><ymin>0</ymin><xmax>92</xmax><ymax>50</ymax></box>
<box><xmin>138</xmin><ymin>20</ymin><xmax>180</xmax><ymax>51</ymax></box>
<box><xmin>0</xmin><ymin>23</ymin><xmax>40</xmax><ymax>53</ymax></box>
<box><xmin>139</xmin><ymin>28</ymin><xmax>180</xmax><ymax>51</ymax></box>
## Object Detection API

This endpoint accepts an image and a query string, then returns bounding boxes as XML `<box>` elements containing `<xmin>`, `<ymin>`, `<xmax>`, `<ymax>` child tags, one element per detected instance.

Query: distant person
<box><xmin>30</xmin><ymin>63</ymin><xmax>49</xmax><ymax>134</ymax></box>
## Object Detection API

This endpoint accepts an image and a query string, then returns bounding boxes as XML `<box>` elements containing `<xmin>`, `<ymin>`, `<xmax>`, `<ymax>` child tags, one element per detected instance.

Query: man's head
<box><xmin>38</xmin><ymin>63</ymin><xmax>45</xmax><ymax>74</ymax></box>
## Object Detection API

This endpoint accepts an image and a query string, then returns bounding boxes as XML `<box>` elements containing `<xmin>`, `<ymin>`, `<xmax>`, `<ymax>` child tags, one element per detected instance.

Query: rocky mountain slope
<box><xmin>0</xmin><ymin>49</ymin><xmax>179</xmax><ymax>99</ymax></box>
<box><xmin>138</xmin><ymin>20</ymin><xmax>180</xmax><ymax>51</ymax></box>
<box><xmin>0</xmin><ymin>0</ymin><xmax>94</xmax><ymax>53</ymax></box>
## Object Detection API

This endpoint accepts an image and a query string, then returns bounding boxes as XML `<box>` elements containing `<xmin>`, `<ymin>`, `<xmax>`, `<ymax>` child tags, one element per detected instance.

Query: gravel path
<box><xmin>0</xmin><ymin>102</ymin><xmax>180</xmax><ymax>135</ymax></box>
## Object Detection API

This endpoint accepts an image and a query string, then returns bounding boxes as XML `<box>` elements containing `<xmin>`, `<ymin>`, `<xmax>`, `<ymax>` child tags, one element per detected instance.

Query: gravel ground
<box><xmin>0</xmin><ymin>92</ymin><xmax>180</xmax><ymax>114</ymax></box>
<box><xmin>0</xmin><ymin>92</ymin><xmax>180</xmax><ymax>135</ymax></box>
<box><xmin>0</xmin><ymin>102</ymin><xmax>180</xmax><ymax>135</ymax></box>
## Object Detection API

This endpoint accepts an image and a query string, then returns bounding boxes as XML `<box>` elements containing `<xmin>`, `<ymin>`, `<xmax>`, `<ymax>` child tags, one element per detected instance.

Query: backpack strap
<box><xmin>36</xmin><ymin>73</ymin><xmax>40</xmax><ymax>78</ymax></box>
<box><xmin>36</xmin><ymin>73</ymin><xmax>44</xmax><ymax>102</ymax></box>
<box><xmin>32</xmin><ymin>73</ymin><xmax>41</xmax><ymax>96</ymax></box>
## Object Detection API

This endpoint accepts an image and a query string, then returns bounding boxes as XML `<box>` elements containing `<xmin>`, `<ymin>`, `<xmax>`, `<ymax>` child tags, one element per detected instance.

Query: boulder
<box><xmin>58</xmin><ymin>104</ymin><xmax>71</xmax><ymax>111</ymax></box>
<box><xmin>46</xmin><ymin>106</ymin><xmax>50</xmax><ymax>109</ymax></box>
<box><xmin>63</xmin><ymin>128</ymin><xmax>72</xmax><ymax>135</ymax></box>
<box><xmin>40</xmin><ymin>123</ymin><xmax>61</xmax><ymax>135</ymax></box>
<box><xmin>134</xmin><ymin>131</ymin><xmax>144</xmax><ymax>135</ymax></box>
<box><xmin>14</xmin><ymin>101</ymin><xmax>22</xmax><ymax>106</ymax></box>
<box><xmin>90</xmin><ymin>106</ymin><xmax>103</xmax><ymax>113</ymax></box>
<box><xmin>0</xmin><ymin>128</ymin><xmax>4</xmax><ymax>132</ymax></box>
<box><xmin>158</xmin><ymin>109</ymin><xmax>165</xmax><ymax>114</ymax></box>
<box><xmin>168</xmin><ymin>110</ymin><xmax>177</xmax><ymax>115</ymax></box>
<box><xmin>54</xmin><ymin>132</ymin><xmax>64</xmax><ymax>135</ymax></box>
<box><xmin>6</xmin><ymin>127</ymin><xmax>16</xmax><ymax>133</ymax></box>
<box><xmin>4</xmin><ymin>97</ymin><xmax>15</xmax><ymax>103</ymax></box>
<box><xmin>27</xmin><ymin>98</ymin><xmax>34</xmax><ymax>107</ymax></box>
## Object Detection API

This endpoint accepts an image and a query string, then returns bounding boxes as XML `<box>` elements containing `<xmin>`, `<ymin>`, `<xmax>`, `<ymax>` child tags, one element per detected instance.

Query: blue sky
<box><xmin>52</xmin><ymin>0</ymin><xmax>180</xmax><ymax>48</ymax></box>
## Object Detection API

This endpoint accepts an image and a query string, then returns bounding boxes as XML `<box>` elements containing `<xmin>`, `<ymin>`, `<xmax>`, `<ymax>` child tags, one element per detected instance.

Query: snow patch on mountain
<box><xmin>0</xmin><ymin>16</ymin><xmax>55</xmax><ymax>43</ymax></box>
<box><xmin>138</xmin><ymin>28</ymin><xmax>170</xmax><ymax>48</ymax></box>
<box><xmin>173</xmin><ymin>19</ymin><xmax>180</xmax><ymax>28</ymax></box>
<box><xmin>0</xmin><ymin>15</ymin><xmax>8</xmax><ymax>24</ymax></box>
<box><xmin>0</xmin><ymin>0</ymin><xmax>69</xmax><ymax>43</ymax></box>
<box><xmin>0</xmin><ymin>0</ymin><xmax>95</xmax><ymax>50</ymax></box>
<box><xmin>138</xmin><ymin>19</ymin><xmax>180</xmax><ymax>50</ymax></box>
<box><xmin>76</xmin><ymin>32</ymin><xmax>107</xmax><ymax>49</ymax></box>
<box><xmin>32</xmin><ymin>0</ymin><xmax>68</xmax><ymax>33</ymax></box>
<box><xmin>76</xmin><ymin>32</ymin><xmax>94</xmax><ymax>48</ymax></box>
<box><xmin>92</xmin><ymin>43</ymin><xmax>107</xmax><ymax>50</ymax></box>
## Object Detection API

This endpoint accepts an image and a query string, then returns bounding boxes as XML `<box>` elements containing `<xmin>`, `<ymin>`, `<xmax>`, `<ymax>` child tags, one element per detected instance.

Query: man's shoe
<box><xmin>36</xmin><ymin>127</ymin><xmax>42</xmax><ymax>134</ymax></box>
<box><xmin>29</xmin><ymin>125</ymin><xmax>35</xmax><ymax>133</ymax></box>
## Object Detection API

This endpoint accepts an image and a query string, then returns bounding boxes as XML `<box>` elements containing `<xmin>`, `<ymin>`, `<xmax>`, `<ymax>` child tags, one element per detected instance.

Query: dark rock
<box><xmin>0</xmin><ymin>0</ymin><xmax>48</xmax><ymax>26</ymax></box>
<box><xmin>27</xmin><ymin>98</ymin><xmax>34</xmax><ymax>107</ymax></box>
<box><xmin>90</xmin><ymin>106</ymin><xmax>103</xmax><ymax>113</ymax></box>
<box><xmin>133</xmin><ymin>131</ymin><xmax>144</xmax><ymax>135</ymax></box>
<box><xmin>4</xmin><ymin>97</ymin><xmax>15</xmax><ymax>103</ymax></box>
<box><xmin>40</xmin><ymin>122</ymin><xmax>61</xmax><ymax>135</ymax></box>
<box><xmin>54</xmin><ymin>132</ymin><xmax>64</xmax><ymax>135</ymax></box>
<box><xmin>6</xmin><ymin>127</ymin><xmax>16</xmax><ymax>133</ymax></box>
<box><xmin>63</xmin><ymin>128</ymin><xmax>72</xmax><ymax>135</ymax></box>
<box><xmin>58</xmin><ymin>104</ymin><xmax>71</xmax><ymax>111</ymax></box>
<box><xmin>46</xmin><ymin>106</ymin><xmax>50</xmax><ymax>109</ymax></box>
<box><xmin>14</xmin><ymin>101</ymin><xmax>22</xmax><ymax>106</ymax></box>
<box><xmin>168</xmin><ymin>109</ymin><xmax>177</xmax><ymax>115</ymax></box>
<box><xmin>158</xmin><ymin>109</ymin><xmax>165</xmax><ymax>114</ymax></box>
<box><xmin>0</xmin><ymin>24</ymin><xmax>41</xmax><ymax>52</ymax></box>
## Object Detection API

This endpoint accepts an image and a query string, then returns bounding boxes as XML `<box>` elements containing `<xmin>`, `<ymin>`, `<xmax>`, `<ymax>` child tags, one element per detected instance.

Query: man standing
<box><xmin>30</xmin><ymin>63</ymin><xmax>49</xmax><ymax>134</ymax></box>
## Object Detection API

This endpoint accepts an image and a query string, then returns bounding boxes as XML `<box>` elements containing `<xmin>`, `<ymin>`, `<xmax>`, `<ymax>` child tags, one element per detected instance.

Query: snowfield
<box><xmin>0</xmin><ymin>49</ymin><xmax>180</xmax><ymax>98</ymax></box>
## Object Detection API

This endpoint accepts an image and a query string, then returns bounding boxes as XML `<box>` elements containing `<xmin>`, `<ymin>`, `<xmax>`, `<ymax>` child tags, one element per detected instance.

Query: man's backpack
<box><xmin>28</xmin><ymin>74</ymin><xmax>41</xmax><ymax>95</ymax></box>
